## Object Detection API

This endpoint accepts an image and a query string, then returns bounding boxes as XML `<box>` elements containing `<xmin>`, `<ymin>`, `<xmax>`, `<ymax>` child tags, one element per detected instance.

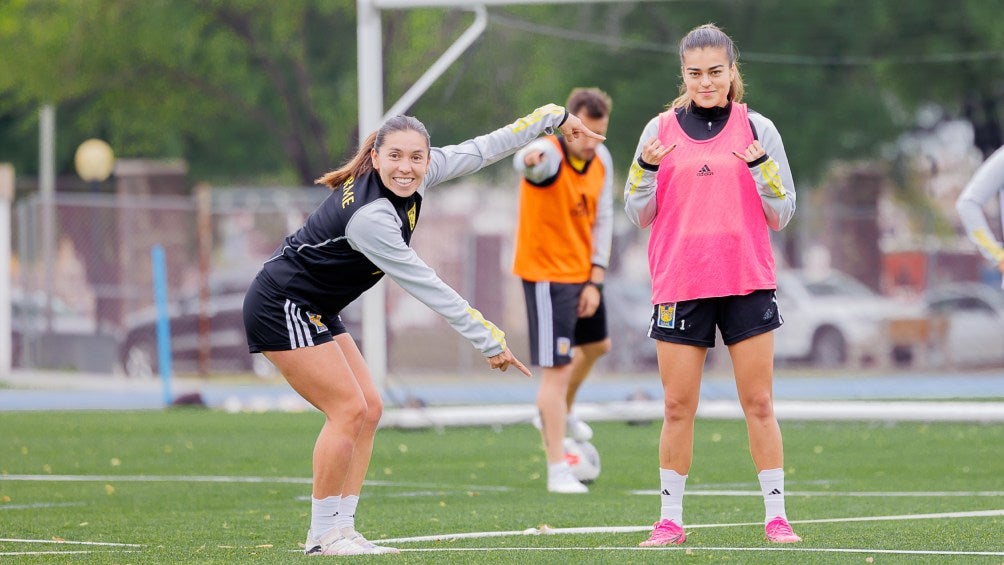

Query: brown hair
<box><xmin>315</xmin><ymin>115</ymin><xmax>431</xmax><ymax>189</ymax></box>
<box><xmin>669</xmin><ymin>23</ymin><xmax>745</xmax><ymax>110</ymax></box>
<box><xmin>566</xmin><ymin>87</ymin><xmax>612</xmax><ymax>119</ymax></box>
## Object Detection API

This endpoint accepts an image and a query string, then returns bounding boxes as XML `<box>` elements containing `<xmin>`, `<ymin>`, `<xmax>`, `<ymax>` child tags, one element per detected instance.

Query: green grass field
<box><xmin>1</xmin><ymin>409</ymin><xmax>1002</xmax><ymax>563</ymax></box>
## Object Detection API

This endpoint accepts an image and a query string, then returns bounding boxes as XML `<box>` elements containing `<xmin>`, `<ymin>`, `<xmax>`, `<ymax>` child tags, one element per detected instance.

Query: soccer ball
<box><xmin>563</xmin><ymin>437</ymin><xmax>601</xmax><ymax>483</ymax></box>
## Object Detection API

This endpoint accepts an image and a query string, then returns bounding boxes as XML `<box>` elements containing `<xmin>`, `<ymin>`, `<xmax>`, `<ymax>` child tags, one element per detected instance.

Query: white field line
<box><xmin>5</xmin><ymin>474</ymin><xmax>997</xmax><ymax>499</ymax></box>
<box><xmin>0</xmin><ymin>538</ymin><xmax>142</xmax><ymax>547</ymax></box>
<box><xmin>393</xmin><ymin>547</ymin><xmax>1004</xmax><ymax>556</ymax></box>
<box><xmin>377</xmin><ymin>508</ymin><xmax>1004</xmax><ymax>544</ymax></box>
<box><xmin>0</xmin><ymin>502</ymin><xmax>86</xmax><ymax>510</ymax></box>
<box><xmin>382</xmin><ymin>400</ymin><xmax>1004</xmax><ymax>428</ymax></box>
<box><xmin>632</xmin><ymin>489</ymin><xmax>1004</xmax><ymax>497</ymax></box>
<box><xmin>0</xmin><ymin>551</ymin><xmax>138</xmax><ymax>556</ymax></box>
<box><xmin>0</xmin><ymin>474</ymin><xmax>510</xmax><ymax>492</ymax></box>
<box><xmin>0</xmin><ymin>474</ymin><xmax>312</xmax><ymax>484</ymax></box>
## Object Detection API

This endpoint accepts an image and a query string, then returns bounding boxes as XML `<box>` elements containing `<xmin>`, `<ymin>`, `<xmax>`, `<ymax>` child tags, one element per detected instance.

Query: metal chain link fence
<box><xmin>9</xmin><ymin>184</ymin><xmax>659</xmax><ymax>379</ymax></box>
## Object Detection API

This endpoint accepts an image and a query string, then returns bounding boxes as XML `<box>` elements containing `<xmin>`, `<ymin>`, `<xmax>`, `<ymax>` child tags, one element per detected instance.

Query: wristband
<box><xmin>585</xmin><ymin>281</ymin><xmax>604</xmax><ymax>292</ymax></box>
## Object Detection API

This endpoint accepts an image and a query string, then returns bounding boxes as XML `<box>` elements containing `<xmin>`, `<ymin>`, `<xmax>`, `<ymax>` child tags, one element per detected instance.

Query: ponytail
<box><xmin>315</xmin><ymin>132</ymin><xmax>377</xmax><ymax>190</ymax></box>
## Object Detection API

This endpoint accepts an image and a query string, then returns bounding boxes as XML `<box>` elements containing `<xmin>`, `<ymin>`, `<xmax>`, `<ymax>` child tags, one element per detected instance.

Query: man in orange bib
<box><xmin>512</xmin><ymin>87</ymin><xmax>614</xmax><ymax>493</ymax></box>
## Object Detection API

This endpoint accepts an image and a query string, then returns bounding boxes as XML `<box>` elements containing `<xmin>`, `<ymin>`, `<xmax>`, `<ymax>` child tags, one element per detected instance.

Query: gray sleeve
<box><xmin>748</xmin><ymin>112</ymin><xmax>797</xmax><ymax>231</ymax></box>
<box><xmin>956</xmin><ymin>146</ymin><xmax>1004</xmax><ymax>265</ymax></box>
<box><xmin>513</xmin><ymin>138</ymin><xmax>562</xmax><ymax>184</ymax></box>
<box><xmin>623</xmin><ymin>117</ymin><xmax>661</xmax><ymax>228</ymax></box>
<box><xmin>592</xmin><ymin>144</ymin><xmax>615</xmax><ymax>268</ymax></box>
<box><xmin>423</xmin><ymin>103</ymin><xmax>567</xmax><ymax>190</ymax></box>
<box><xmin>345</xmin><ymin>200</ymin><xmax>508</xmax><ymax>357</ymax></box>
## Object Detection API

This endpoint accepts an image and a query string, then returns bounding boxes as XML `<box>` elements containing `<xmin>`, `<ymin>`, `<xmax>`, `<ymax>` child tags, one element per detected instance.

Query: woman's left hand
<box><xmin>733</xmin><ymin>140</ymin><xmax>766</xmax><ymax>163</ymax></box>
<box><xmin>560</xmin><ymin>112</ymin><xmax>606</xmax><ymax>142</ymax></box>
<box><xmin>487</xmin><ymin>348</ymin><xmax>532</xmax><ymax>378</ymax></box>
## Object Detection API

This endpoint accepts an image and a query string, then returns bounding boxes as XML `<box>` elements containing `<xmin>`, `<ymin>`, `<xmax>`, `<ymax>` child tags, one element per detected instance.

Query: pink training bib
<box><xmin>648</xmin><ymin>103</ymin><xmax>776</xmax><ymax>303</ymax></box>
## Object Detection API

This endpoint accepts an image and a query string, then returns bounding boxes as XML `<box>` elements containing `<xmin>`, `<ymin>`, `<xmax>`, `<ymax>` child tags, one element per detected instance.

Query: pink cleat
<box><xmin>765</xmin><ymin>516</ymin><xmax>802</xmax><ymax>543</ymax></box>
<box><xmin>639</xmin><ymin>518</ymin><xmax>686</xmax><ymax>546</ymax></box>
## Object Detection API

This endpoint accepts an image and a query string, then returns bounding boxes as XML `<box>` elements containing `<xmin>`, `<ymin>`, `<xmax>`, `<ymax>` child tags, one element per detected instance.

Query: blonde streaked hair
<box><xmin>669</xmin><ymin>23</ymin><xmax>745</xmax><ymax>110</ymax></box>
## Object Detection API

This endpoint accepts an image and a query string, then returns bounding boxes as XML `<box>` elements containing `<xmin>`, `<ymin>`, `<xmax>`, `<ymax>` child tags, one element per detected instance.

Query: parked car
<box><xmin>773</xmin><ymin>269</ymin><xmax>927</xmax><ymax>367</ymax></box>
<box><xmin>118</xmin><ymin>278</ymin><xmax>363</xmax><ymax>378</ymax></box>
<box><xmin>923</xmin><ymin>283</ymin><xmax>1004</xmax><ymax>367</ymax></box>
<box><xmin>11</xmin><ymin>289</ymin><xmax>118</xmax><ymax>372</ymax></box>
<box><xmin>597</xmin><ymin>268</ymin><xmax>929</xmax><ymax>371</ymax></box>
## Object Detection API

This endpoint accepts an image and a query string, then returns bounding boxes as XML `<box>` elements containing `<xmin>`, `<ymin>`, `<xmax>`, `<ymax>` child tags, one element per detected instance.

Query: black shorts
<box><xmin>648</xmin><ymin>289</ymin><xmax>781</xmax><ymax>348</ymax></box>
<box><xmin>522</xmin><ymin>280</ymin><xmax>608</xmax><ymax>367</ymax></box>
<box><xmin>243</xmin><ymin>274</ymin><xmax>346</xmax><ymax>353</ymax></box>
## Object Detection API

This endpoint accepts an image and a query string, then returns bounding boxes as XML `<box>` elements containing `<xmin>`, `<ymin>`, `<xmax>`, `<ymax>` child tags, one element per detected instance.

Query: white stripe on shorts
<box><xmin>284</xmin><ymin>299</ymin><xmax>314</xmax><ymax>348</ymax></box>
<box><xmin>534</xmin><ymin>282</ymin><xmax>553</xmax><ymax>366</ymax></box>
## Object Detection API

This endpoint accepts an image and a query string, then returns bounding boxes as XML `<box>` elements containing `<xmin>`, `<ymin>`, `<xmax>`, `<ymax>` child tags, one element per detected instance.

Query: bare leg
<box><xmin>332</xmin><ymin>333</ymin><xmax>383</xmax><ymax>497</ymax></box>
<box><xmin>566</xmin><ymin>338</ymin><xmax>611</xmax><ymax>410</ymax></box>
<box><xmin>728</xmin><ymin>331</ymin><xmax>783</xmax><ymax>471</ymax></box>
<box><xmin>537</xmin><ymin>364</ymin><xmax>573</xmax><ymax>463</ymax></box>
<box><xmin>265</xmin><ymin>343</ymin><xmax>368</xmax><ymax>498</ymax></box>
<box><xmin>656</xmin><ymin>341</ymin><xmax>706</xmax><ymax>473</ymax></box>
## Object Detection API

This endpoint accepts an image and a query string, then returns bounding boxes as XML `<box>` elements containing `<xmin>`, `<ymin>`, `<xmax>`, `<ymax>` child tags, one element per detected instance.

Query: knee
<box><xmin>363</xmin><ymin>396</ymin><xmax>383</xmax><ymax>428</ymax></box>
<box><xmin>663</xmin><ymin>395</ymin><xmax>697</xmax><ymax>423</ymax></box>
<box><xmin>741</xmin><ymin>392</ymin><xmax>775</xmax><ymax>421</ymax></box>
<box><xmin>328</xmin><ymin>396</ymin><xmax>368</xmax><ymax>436</ymax></box>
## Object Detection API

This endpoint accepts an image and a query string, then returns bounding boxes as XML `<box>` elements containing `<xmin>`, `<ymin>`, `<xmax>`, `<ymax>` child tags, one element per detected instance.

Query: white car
<box><xmin>604</xmin><ymin>269</ymin><xmax>928</xmax><ymax>370</ymax></box>
<box><xmin>10</xmin><ymin>289</ymin><xmax>117</xmax><ymax>371</ymax></box>
<box><xmin>773</xmin><ymin>269</ymin><xmax>926</xmax><ymax>368</ymax></box>
<box><xmin>924</xmin><ymin>283</ymin><xmax>1004</xmax><ymax>368</ymax></box>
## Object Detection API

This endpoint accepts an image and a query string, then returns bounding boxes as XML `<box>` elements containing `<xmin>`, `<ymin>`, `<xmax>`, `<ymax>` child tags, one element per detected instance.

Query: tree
<box><xmin>1</xmin><ymin>0</ymin><xmax>1001</xmax><ymax>187</ymax></box>
<box><xmin>869</xmin><ymin>0</ymin><xmax>1004</xmax><ymax>158</ymax></box>
<box><xmin>0</xmin><ymin>0</ymin><xmax>360</xmax><ymax>185</ymax></box>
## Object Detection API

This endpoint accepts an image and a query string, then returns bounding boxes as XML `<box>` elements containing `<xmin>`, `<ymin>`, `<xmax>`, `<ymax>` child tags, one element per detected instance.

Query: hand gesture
<box><xmin>733</xmin><ymin>140</ymin><xmax>766</xmax><ymax>163</ymax></box>
<box><xmin>641</xmin><ymin>136</ymin><xmax>675</xmax><ymax>166</ymax></box>
<box><xmin>486</xmin><ymin>347</ymin><xmax>532</xmax><ymax>378</ymax></box>
<box><xmin>559</xmin><ymin>112</ymin><xmax>606</xmax><ymax>142</ymax></box>
<box><xmin>524</xmin><ymin>150</ymin><xmax>546</xmax><ymax>168</ymax></box>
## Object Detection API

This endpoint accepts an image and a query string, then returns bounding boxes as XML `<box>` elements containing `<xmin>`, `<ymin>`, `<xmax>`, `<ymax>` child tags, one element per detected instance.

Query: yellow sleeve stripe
<box><xmin>972</xmin><ymin>228</ymin><xmax>1004</xmax><ymax>262</ymax></box>
<box><xmin>466</xmin><ymin>306</ymin><xmax>507</xmax><ymax>350</ymax></box>
<box><xmin>507</xmin><ymin>104</ymin><xmax>564</xmax><ymax>133</ymax></box>
<box><xmin>626</xmin><ymin>160</ymin><xmax>646</xmax><ymax>197</ymax></box>
<box><xmin>758</xmin><ymin>159</ymin><xmax>786</xmax><ymax>199</ymax></box>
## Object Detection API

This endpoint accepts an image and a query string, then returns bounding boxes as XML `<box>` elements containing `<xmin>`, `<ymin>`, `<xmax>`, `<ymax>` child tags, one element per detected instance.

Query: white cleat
<box><xmin>341</xmin><ymin>528</ymin><xmax>401</xmax><ymax>554</ymax></box>
<box><xmin>303</xmin><ymin>528</ymin><xmax>372</xmax><ymax>556</ymax></box>
<box><xmin>547</xmin><ymin>462</ymin><xmax>589</xmax><ymax>493</ymax></box>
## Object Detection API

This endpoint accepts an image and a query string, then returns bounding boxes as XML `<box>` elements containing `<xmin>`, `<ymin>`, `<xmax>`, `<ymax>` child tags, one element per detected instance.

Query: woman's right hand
<box><xmin>559</xmin><ymin>112</ymin><xmax>606</xmax><ymax>142</ymax></box>
<box><xmin>487</xmin><ymin>348</ymin><xmax>532</xmax><ymax>378</ymax></box>
<box><xmin>641</xmin><ymin>136</ymin><xmax>676</xmax><ymax>166</ymax></box>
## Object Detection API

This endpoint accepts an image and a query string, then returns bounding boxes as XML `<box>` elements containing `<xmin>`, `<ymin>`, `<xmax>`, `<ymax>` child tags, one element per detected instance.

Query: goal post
<box><xmin>356</xmin><ymin>0</ymin><xmax>662</xmax><ymax>390</ymax></box>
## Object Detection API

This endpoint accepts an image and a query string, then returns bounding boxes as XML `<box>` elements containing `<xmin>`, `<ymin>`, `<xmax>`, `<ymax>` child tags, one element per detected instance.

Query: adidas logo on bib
<box><xmin>697</xmin><ymin>164</ymin><xmax>713</xmax><ymax>176</ymax></box>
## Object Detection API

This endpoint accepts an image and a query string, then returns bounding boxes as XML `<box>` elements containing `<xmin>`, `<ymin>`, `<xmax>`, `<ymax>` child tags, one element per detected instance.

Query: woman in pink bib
<box><xmin>624</xmin><ymin>23</ymin><xmax>800</xmax><ymax>546</ymax></box>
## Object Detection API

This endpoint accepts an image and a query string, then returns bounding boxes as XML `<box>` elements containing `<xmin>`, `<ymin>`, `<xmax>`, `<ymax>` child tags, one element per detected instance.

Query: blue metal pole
<box><xmin>151</xmin><ymin>245</ymin><xmax>173</xmax><ymax>406</ymax></box>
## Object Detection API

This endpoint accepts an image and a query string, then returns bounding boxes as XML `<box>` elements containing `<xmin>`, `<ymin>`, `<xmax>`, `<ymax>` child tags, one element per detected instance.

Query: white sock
<box><xmin>658</xmin><ymin>468</ymin><xmax>687</xmax><ymax>524</ymax></box>
<box><xmin>310</xmin><ymin>495</ymin><xmax>341</xmax><ymax>538</ymax></box>
<box><xmin>758</xmin><ymin>468</ymin><xmax>787</xmax><ymax>523</ymax></box>
<box><xmin>334</xmin><ymin>494</ymin><xmax>359</xmax><ymax>532</ymax></box>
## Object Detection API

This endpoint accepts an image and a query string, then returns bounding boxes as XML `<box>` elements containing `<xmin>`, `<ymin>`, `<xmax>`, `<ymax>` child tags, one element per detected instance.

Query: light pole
<box><xmin>73</xmin><ymin>139</ymin><xmax>115</xmax><ymax>329</ymax></box>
